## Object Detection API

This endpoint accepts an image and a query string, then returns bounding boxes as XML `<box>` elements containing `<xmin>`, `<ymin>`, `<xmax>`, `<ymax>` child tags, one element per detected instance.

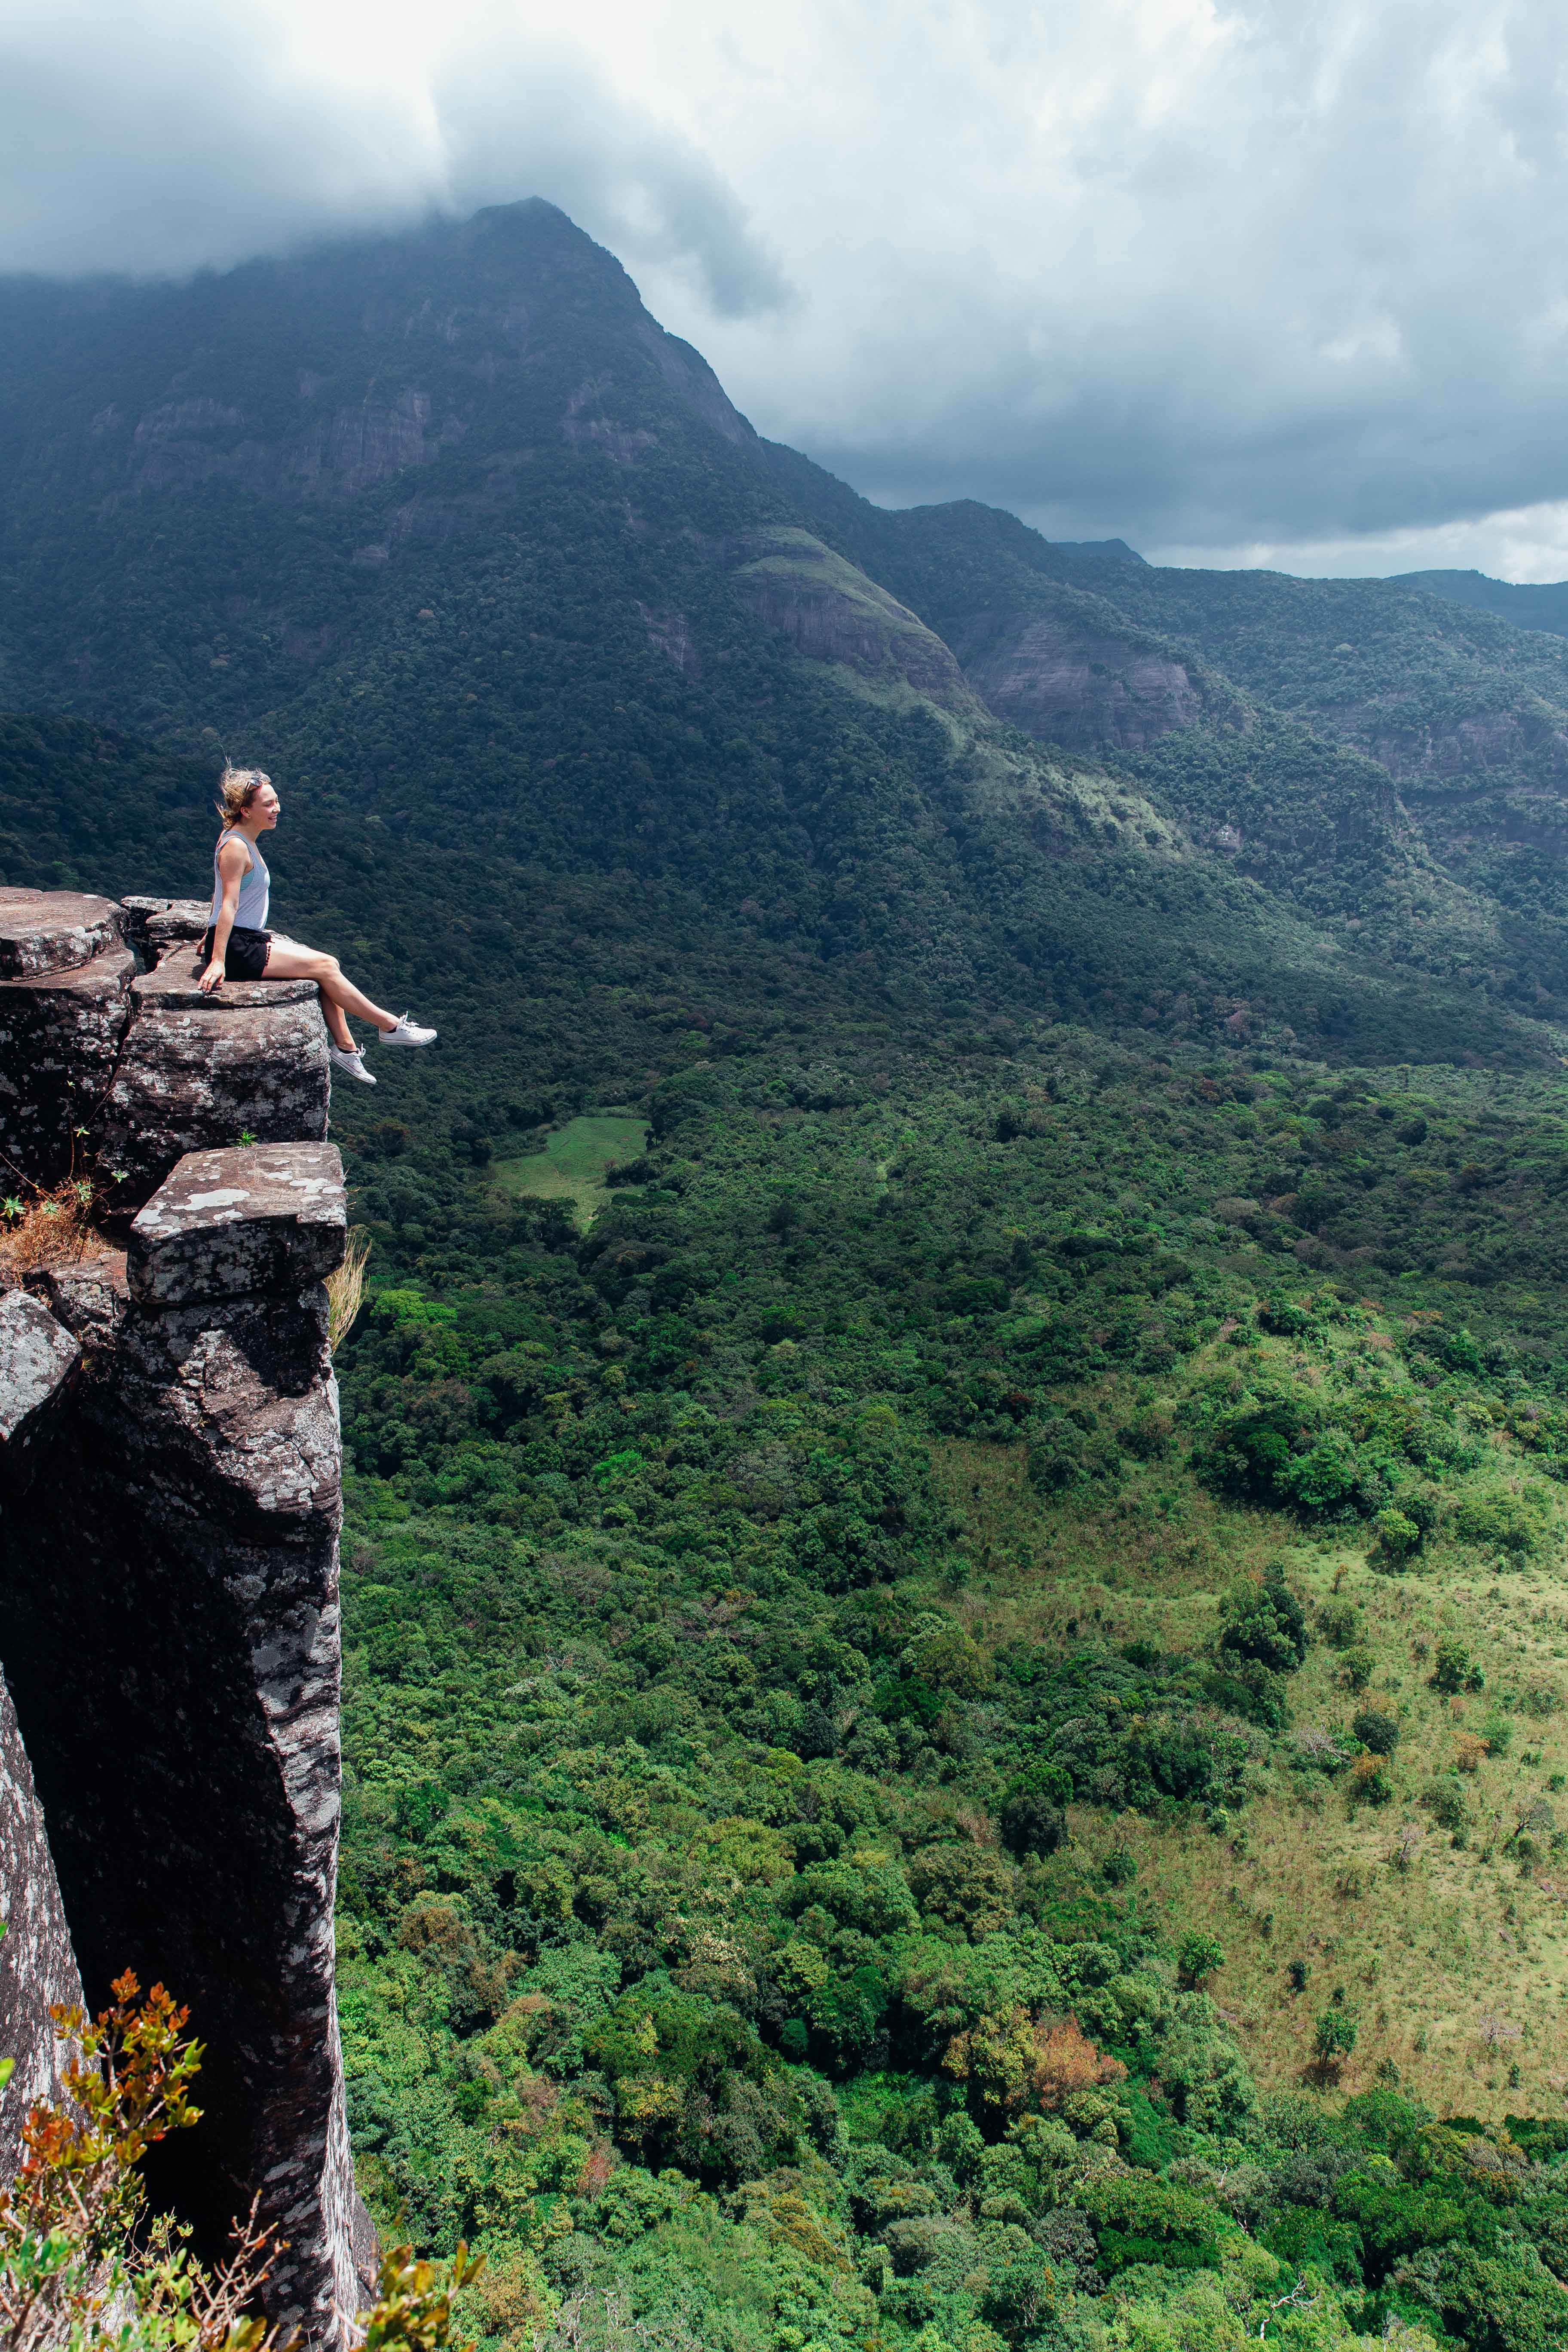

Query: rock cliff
<box><xmin>945</xmin><ymin>607</ymin><xmax>1202</xmax><ymax>750</ymax></box>
<box><xmin>0</xmin><ymin>889</ymin><xmax>370</xmax><ymax>2344</ymax></box>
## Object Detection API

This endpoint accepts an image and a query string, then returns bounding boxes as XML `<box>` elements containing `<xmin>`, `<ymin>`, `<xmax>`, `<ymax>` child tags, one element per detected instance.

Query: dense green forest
<box><xmin>9</xmin><ymin>199</ymin><xmax>1568</xmax><ymax>2352</ymax></box>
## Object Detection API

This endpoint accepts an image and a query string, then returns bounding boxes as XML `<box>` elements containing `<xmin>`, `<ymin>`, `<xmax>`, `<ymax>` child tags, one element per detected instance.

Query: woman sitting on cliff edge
<box><xmin>197</xmin><ymin>766</ymin><xmax>435</xmax><ymax>1086</ymax></box>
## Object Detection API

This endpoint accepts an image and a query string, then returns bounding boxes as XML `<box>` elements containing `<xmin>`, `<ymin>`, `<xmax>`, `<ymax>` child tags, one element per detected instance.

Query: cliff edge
<box><xmin>0</xmin><ymin>887</ymin><xmax>371</xmax><ymax>2344</ymax></box>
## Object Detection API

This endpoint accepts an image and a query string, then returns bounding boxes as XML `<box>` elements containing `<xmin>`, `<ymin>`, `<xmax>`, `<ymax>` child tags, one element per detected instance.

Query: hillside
<box><xmin>8</xmin><ymin>203</ymin><xmax>1568</xmax><ymax>2352</ymax></box>
<box><xmin>766</xmin><ymin>452</ymin><xmax>1568</xmax><ymax>1032</ymax></box>
<box><xmin>1396</xmin><ymin>571</ymin><xmax>1568</xmax><ymax>643</ymax></box>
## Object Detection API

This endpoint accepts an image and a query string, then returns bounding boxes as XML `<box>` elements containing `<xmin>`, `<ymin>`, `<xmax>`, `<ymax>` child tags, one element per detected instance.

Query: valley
<box><xmin>7</xmin><ymin>199</ymin><xmax>1568</xmax><ymax>2352</ymax></box>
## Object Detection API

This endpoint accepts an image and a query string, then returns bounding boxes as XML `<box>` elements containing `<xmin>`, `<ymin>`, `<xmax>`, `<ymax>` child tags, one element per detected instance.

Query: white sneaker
<box><xmin>329</xmin><ymin>1042</ymin><xmax>377</xmax><ymax>1084</ymax></box>
<box><xmin>379</xmin><ymin>1013</ymin><xmax>438</xmax><ymax>1047</ymax></box>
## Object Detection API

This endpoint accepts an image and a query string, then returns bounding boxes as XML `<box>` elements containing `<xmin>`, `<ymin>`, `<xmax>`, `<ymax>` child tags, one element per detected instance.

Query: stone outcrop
<box><xmin>0</xmin><ymin>889</ymin><xmax>329</xmax><ymax>1215</ymax></box>
<box><xmin>0</xmin><ymin>1668</ymin><xmax>84</xmax><ymax>2177</ymax></box>
<box><xmin>727</xmin><ymin>529</ymin><xmax>983</xmax><ymax>715</ymax></box>
<box><xmin>948</xmin><ymin>608</ymin><xmax>1202</xmax><ymax>750</ymax></box>
<box><xmin>128</xmin><ymin>1141</ymin><xmax>346</xmax><ymax>1305</ymax></box>
<box><xmin>0</xmin><ymin>890</ymin><xmax>369</xmax><ymax>2344</ymax></box>
<box><xmin>0</xmin><ymin>1289</ymin><xmax>81</xmax><ymax>1489</ymax></box>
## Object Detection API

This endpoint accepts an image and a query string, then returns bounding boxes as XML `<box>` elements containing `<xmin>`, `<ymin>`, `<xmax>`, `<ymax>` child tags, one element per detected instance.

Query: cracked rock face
<box><xmin>97</xmin><ymin>995</ymin><xmax>330</xmax><ymax>1211</ymax></box>
<box><xmin>129</xmin><ymin>1143</ymin><xmax>346</xmax><ymax>1305</ymax></box>
<box><xmin>25</xmin><ymin>1256</ymin><xmax>130</xmax><ymax>1350</ymax></box>
<box><xmin>0</xmin><ymin>947</ymin><xmax>135</xmax><ymax>1186</ymax></box>
<box><xmin>0</xmin><ymin>888</ymin><xmax>126</xmax><ymax>979</ymax></box>
<box><xmin>0</xmin><ymin>1668</ymin><xmax>84</xmax><ymax>2175</ymax></box>
<box><xmin>0</xmin><ymin>893</ymin><xmax>368</xmax><ymax>2348</ymax></box>
<box><xmin>0</xmin><ymin>1290</ymin><xmax>81</xmax><ymax>1485</ymax></box>
<box><xmin>0</xmin><ymin>891</ymin><xmax>330</xmax><ymax>1215</ymax></box>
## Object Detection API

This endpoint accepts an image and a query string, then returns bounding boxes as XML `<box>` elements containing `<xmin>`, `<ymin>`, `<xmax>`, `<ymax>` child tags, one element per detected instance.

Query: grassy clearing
<box><xmin>490</xmin><ymin>1112</ymin><xmax>648</xmax><ymax>1226</ymax></box>
<box><xmin>929</xmin><ymin>1410</ymin><xmax>1568</xmax><ymax>2126</ymax></box>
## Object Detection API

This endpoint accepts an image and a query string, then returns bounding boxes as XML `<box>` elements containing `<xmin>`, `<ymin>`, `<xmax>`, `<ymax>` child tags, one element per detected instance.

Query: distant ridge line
<box><xmin>1394</xmin><ymin>567</ymin><xmax>1568</xmax><ymax>640</ymax></box>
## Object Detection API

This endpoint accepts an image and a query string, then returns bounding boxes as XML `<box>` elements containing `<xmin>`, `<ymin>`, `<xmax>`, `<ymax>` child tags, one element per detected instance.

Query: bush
<box><xmin>1374</xmin><ymin>1507</ymin><xmax>1422</xmax><ymax>1562</ymax></box>
<box><xmin>1314</xmin><ymin>2006</ymin><xmax>1358</xmax><ymax>2064</ymax></box>
<box><xmin>1353</xmin><ymin>1708</ymin><xmax>1400</xmax><ymax>1755</ymax></box>
<box><xmin>1219</xmin><ymin>1563</ymin><xmax>1308</xmax><ymax>1675</ymax></box>
<box><xmin>1176</xmin><ymin>1931</ymin><xmax>1225</xmax><ymax>1989</ymax></box>
<box><xmin>1000</xmin><ymin>1765</ymin><xmax>1071</xmax><ymax>1859</ymax></box>
<box><xmin>1317</xmin><ymin>1602</ymin><xmax>1363</xmax><ymax>1650</ymax></box>
<box><xmin>1347</xmin><ymin>1755</ymin><xmax>1392</xmax><ymax>1807</ymax></box>
<box><xmin>1449</xmin><ymin>1491</ymin><xmax>1545</xmax><ymax>1556</ymax></box>
<box><xmin>1431</xmin><ymin>1638</ymin><xmax>1482</xmax><ymax>1694</ymax></box>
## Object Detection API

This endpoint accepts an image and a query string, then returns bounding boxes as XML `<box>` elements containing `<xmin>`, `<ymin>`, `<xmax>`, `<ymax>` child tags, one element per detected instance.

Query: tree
<box><xmin>1219</xmin><ymin>1563</ymin><xmax>1309</xmax><ymax>1675</ymax></box>
<box><xmin>1431</xmin><ymin>1638</ymin><xmax>1482</xmax><ymax>1694</ymax></box>
<box><xmin>1177</xmin><ymin>1932</ymin><xmax>1226</xmax><ymax>1989</ymax></box>
<box><xmin>1000</xmin><ymin>1764</ymin><xmax>1071</xmax><ymax>1859</ymax></box>
<box><xmin>1314</xmin><ymin>2006</ymin><xmax>1357</xmax><ymax>2066</ymax></box>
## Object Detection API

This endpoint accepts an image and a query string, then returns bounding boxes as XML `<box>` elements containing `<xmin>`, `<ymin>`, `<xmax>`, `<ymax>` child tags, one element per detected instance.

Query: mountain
<box><xmin>13</xmin><ymin>202</ymin><xmax>1568</xmax><ymax>2352</ymax></box>
<box><xmin>1394</xmin><ymin>567</ymin><xmax>1568</xmax><ymax>640</ymax></box>
<box><xmin>4</xmin><ymin>198</ymin><xmax>1568</xmax><ymax>1087</ymax></box>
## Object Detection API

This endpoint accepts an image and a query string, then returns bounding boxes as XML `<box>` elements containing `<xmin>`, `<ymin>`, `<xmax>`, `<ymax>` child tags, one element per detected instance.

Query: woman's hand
<box><xmin>198</xmin><ymin>960</ymin><xmax>225</xmax><ymax>993</ymax></box>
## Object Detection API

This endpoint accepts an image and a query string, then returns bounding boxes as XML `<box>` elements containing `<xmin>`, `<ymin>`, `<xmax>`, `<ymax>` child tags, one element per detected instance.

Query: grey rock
<box><xmin>96</xmin><ymin>997</ymin><xmax>330</xmax><ymax>1212</ymax></box>
<box><xmin>26</xmin><ymin>1256</ymin><xmax>129</xmax><ymax>1348</ymax></box>
<box><xmin>135</xmin><ymin>955</ymin><xmax>318</xmax><ymax>1012</ymax></box>
<box><xmin>129</xmin><ymin>1144</ymin><xmax>346</xmax><ymax>1307</ymax></box>
<box><xmin>0</xmin><ymin>1666</ymin><xmax>83</xmax><ymax>2175</ymax></box>
<box><xmin>0</xmin><ymin>886</ymin><xmax>365</xmax><ymax>2342</ymax></box>
<box><xmin>0</xmin><ymin>889</ymin><xmax>126</xmax><ymax>980</ymax></box>
<box><xmin>949</xmin><ymin>608</ymin><xmax>1202</xmax><ymax>751</ymax></box>
<box><xmin>0</xmin><ymin>946</ymin><xmax>135</xmax><ymax>1186</ymax></box>
<box><xmin>1</xmin><ymin>1279</ymin><xmax>356</xmax><ymax>2339</ymax></box>
<box><xmin>120</xmin><ymin>895</ymin><xmax>175</xmax><ymax>949</ymax></box>
<box><xmin>0</xmin><ymin>1291</ymin><xmax>81</xmax><ymax>1479</ymax></box>
<box><xmin>144</xmin><ymin>900</ymin><xmax>215</xmax><ymax>948</ymax></box>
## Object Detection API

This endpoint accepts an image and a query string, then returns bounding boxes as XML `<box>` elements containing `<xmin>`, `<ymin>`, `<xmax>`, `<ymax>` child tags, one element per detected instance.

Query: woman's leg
<box><xmin>262</xmin><ymin>938</ymin><xmax>396</xmax><ymax>1048</ymax></box>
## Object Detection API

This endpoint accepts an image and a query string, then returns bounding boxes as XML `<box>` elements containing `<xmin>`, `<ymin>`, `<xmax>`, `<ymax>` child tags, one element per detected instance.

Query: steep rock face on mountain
<box><xmin>0</xmin><ymin>888</ymin><xmax>368</xmax><ymax>2346</ymax></box>
<box><xmin>727</xmin><ymin>529</ymin><xmax>980</xmax><ymax>713</ymax></box>
<box><xmin>946</xmin><ymin>606</ymin><xmax>1201</xmax><ymax>750</ymax></box>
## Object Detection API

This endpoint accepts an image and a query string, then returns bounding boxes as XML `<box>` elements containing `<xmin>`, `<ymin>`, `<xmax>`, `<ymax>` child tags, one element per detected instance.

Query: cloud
<box><xmin>0</xmin><ymin>0</ymin><xmax>787</xmax><ymax>315</ymax></box>
<box><xmin>2</xmin><ymin>0</ymin><xmax>1567</xmax><ymax>568</ymax></box>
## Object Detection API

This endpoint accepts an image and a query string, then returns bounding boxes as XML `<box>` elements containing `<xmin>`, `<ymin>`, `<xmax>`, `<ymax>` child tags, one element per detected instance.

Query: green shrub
<box><xmin>1432</xmin><ymin>1638</ymin><xmax>1482</xmax><ymax>1694</ymax></box>
<box><xmin>1374</xmin><ymin>1506</ymin><xmax>1423</xmax><ymax>1562</ymax></box>
<box><xmin>1353</xmin><ymin>1708</ymin><xmax>1400</xmax><ymax>1755</ymax></box>
<box><xmin>1218</xmin><ymin>1562</ymin><xmax>1308</xmax><ymax>1675</ymax></box>
<box><xmin>1314</xmin><ymin>2006</ymin><xmax>1358</xmax><ymax>2064</ymax></box>
<box><xmin>1000</xmin><ymin>1765</ymin><xmax>1071</xmax><ymax>1859</ymax></box>
<box><xmin>1449</xmin><ymin>1491</ymin><xmax>1546</xmax><ymax>1556</ymax></box>
<box><xmin>1176</xmin><ymin>1931</ymin><xmax>1225</xmax><ymax>1988</ymax></box>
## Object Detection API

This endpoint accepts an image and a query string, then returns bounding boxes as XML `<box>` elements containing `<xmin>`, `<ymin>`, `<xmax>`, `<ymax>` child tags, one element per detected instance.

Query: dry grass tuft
<box><xmin>326</xmin><ymin>1226</ymin><xmax>370</xmax><ymax>1353</ymax></box>
<box><xmin>0</xmin><ymin>1177</ymin><xmax>116</xmax><ymax>1291</ymax></box>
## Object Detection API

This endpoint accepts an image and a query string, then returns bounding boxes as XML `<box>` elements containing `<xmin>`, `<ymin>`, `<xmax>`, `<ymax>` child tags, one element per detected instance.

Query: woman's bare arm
<box><xmin>199</xmin><ymin>839</ymin><xmax>249</xmax><ymax>992</ymax></box>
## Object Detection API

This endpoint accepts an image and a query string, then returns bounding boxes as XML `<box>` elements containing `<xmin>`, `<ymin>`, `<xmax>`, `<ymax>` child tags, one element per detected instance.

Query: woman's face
<box><xmin>249</xmin><ymin>782</ymin><xmax>280</xmax><ymax>831</ymax></box>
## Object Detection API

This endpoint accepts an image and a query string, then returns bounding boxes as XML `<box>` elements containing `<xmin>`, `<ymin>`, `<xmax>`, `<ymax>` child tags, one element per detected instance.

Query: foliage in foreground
<box><xmin>0</xmin><ymin>1968</ymin><xmax>476</xmax><ymax>2352</ymax></box>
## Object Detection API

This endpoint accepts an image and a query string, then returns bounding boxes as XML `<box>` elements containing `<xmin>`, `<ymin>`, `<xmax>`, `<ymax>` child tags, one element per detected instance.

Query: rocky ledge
<box><xmin>0</xmin><ymin>890</ymin><xmax>369</xmax><ymax>2345</ymax></box>
<box><xmin>0</xmin><ymin>888</ymin><xmax>328</xmax><ymax>1209</ymax></box>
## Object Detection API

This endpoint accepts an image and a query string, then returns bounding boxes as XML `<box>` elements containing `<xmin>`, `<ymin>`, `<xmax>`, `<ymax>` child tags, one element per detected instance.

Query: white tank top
<box><xmin>210</xmin><ymin>832</ymin><xmax>270</xmax><ymax>929</ymax></box>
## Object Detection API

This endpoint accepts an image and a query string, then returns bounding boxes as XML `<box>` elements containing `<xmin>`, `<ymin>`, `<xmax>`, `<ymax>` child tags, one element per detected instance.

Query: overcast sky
<box><xmin>5</xmin><ymin>0</ymin><xmax>1568</xmax><ymax>577</ymax></box>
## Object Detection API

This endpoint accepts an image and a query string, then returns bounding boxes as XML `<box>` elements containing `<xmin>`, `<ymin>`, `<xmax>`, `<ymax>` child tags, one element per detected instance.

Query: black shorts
<box><xmin>200</xmin><ymin>925</ymin><xmax>272</xmax><ymax>982</ymax></box>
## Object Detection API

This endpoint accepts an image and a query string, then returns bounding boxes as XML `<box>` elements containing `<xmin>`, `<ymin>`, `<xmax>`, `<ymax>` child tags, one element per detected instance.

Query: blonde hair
<box><xmin>216</xmin><ymin>766</ymin><xmax>271</xmax><ymax>828</ymax></box>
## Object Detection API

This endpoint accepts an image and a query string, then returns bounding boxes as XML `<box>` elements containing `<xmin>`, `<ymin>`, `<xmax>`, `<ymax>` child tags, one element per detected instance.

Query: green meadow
<box><xmin>492</xmin><ymin>1112</ymin><xmax>649</xmax><ymax>1225</ymax></box>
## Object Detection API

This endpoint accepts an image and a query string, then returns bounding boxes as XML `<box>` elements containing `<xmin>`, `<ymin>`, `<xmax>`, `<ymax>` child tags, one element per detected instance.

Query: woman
<box><xmin>198</xmin><ymin>766</ymin><xmax>435</xmax><ymax>1085</ymax></box>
